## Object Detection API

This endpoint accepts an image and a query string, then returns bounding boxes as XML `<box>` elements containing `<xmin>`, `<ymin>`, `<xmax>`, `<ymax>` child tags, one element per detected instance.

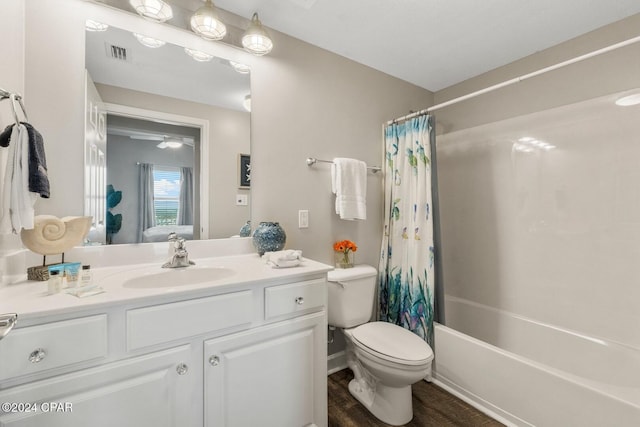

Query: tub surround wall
<box><xmin>433</xmin><ymin>13</ymin><xmax>640</xmax><ymax>426</ymax></box>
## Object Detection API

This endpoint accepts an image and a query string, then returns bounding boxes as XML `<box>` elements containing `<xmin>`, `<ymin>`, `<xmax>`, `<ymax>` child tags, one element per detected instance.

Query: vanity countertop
<box><xmin>0</xmin><ymin>253</ymin><xmax>333</xmax><ymax>322</ymax></box>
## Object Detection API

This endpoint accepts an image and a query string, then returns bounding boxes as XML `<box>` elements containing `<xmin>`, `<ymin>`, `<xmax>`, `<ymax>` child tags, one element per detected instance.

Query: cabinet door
<box><xmin>205</xmin><ymin>312</ymin><xmax>327</xmax><ymax>427</ymax></box>
<box><xmin>0</xmin><ymin>345</ymin><xmax>195</xmax><ymax>427</ymax></box>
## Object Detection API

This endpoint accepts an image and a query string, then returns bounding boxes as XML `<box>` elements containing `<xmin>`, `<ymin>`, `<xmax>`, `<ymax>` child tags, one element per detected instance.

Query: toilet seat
<box><xmin>350</xmin><ymin>322</ymin><xmax>433</xmax><ymax>367</ymax></box>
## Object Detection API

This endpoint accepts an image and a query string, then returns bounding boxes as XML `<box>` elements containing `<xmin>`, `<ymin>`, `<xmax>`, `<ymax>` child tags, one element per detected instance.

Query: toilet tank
<box><xmin>327</xmin><ymin>265</ymin><xmax>378</xmax><ymax>328</ymax></box>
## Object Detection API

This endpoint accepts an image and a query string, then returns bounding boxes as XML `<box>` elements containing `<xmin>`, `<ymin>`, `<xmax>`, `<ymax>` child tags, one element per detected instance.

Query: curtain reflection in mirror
<box><xmin>138</xmin><ymin>163</ymin><xmax>155</xmax><ymax>243</ymax></box>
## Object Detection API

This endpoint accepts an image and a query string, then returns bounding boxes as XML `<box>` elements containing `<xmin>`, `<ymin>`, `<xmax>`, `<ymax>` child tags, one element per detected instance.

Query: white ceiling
<box><xmin>212</xmin><ymin>0</ymin><xmax>640</xmax><ymax>91</ymax></box>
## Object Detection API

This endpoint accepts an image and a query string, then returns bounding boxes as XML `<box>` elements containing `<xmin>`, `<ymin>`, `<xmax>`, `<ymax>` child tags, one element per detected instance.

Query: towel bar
<box><xmin>306</xmin><ymin>157</ymin><xmax>381</xmax><ymax>173</ymax></box>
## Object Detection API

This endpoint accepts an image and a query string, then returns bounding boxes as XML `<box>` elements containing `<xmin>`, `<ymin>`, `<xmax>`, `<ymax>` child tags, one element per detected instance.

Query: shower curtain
<box><xmin>379</xmin><ymin>114</ymin><xmax>442</xmax><ymax>348</ymax></box>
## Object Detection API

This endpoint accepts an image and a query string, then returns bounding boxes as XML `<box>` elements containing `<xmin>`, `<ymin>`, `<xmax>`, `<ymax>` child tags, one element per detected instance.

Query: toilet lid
<box><xmin>351</xmin><ymin>322</ymin><xmax>433</xmax><ymax>365</ymax></box>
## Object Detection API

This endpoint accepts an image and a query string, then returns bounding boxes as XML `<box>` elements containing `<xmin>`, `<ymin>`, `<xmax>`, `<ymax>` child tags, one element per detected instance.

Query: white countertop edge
<box><xmin>0</xmin><ymin>253</ymin><xmax>333</xmax><ymax>322</ymax></box>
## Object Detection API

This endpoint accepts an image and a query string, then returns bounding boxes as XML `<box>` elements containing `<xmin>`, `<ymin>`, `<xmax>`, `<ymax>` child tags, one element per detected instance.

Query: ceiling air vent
<box><xmin>105</xmin><ymin>43</ymin><xmax>129</xmax><ymax>62</ymax></box>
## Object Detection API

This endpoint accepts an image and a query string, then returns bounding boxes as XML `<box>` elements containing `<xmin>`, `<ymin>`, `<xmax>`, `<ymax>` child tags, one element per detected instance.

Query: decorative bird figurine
<box><xmin>20</xmin><ymin>215</ymin><xmax>92</xmax><ymax>256</ymax></box>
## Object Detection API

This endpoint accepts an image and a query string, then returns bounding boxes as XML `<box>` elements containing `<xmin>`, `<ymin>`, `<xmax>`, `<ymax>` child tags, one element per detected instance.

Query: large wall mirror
<box><xmin>84</xmin><ymin>24</ymin><xmax>251</xmax><ymax>245</ymax></box>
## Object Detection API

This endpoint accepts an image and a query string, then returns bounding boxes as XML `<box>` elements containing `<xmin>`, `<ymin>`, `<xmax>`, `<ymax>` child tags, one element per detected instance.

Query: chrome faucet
<box><xmin>162</xmin><ymin>237</ymin><xmax>195</xmax><ymax>268</ymax></box>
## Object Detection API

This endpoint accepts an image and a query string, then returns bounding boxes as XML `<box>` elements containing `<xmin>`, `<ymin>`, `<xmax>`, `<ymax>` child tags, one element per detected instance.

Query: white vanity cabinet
<box><xmin>0</xmin><ymin>268</ymin><xmax>329</xmax><ymax>427</ymax></box>
<box><xmin>0</xmin><ymin>345</ymin><xmax>195</xmax><ymax>427</ymax></box>
<box><xmin>204</xmin><ymin>278</ymin><xmax>327</xmax><ymax>427</ymax></box>
<box><xmin>204</xmin><ymin>312</ymin><xmax>326</xmax><ymax>427</ymax></box>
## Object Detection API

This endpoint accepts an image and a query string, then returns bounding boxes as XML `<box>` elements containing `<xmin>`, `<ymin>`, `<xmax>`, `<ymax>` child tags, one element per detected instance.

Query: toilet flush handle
<box><xmin>295</xmin><ymin>296</ymin><xmax>304</xmax><ymax>305</ymax></box>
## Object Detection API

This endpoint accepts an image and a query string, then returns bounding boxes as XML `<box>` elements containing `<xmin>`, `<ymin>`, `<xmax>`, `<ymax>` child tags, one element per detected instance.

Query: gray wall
<box><xmin>3</xmin><ymin>0</ymin><xmax>638</xmax><ymax>271</ymax></box>
<box><xmin>249</xmin><ymin>23</ymin><xmax>433</xmax><ymax>266</ymax></box>
<box><xmin>10</xmin><ymin>0</ymin><xmax>433</xmax><ymax>269</ymax></box>
<box><xmin>96</xmin><ymin>84</ymin><xmax>250</xmax><ymax>239</ymax></box>
<box><xmin>106</xmin><ymin>134</ymin><xmax>195</xmax><ymax>244</ymax></box>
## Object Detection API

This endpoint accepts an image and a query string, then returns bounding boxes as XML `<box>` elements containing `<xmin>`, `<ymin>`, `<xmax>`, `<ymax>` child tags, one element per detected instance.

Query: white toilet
<box><xmin>327</xmin><ymin>265</ymin><xmax>434</xmax><ymax>426</ymax></box>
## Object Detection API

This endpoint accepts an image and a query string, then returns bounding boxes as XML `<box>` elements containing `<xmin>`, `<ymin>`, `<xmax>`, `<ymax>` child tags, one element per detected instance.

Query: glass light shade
<box><xmin>85</xmin><ymin>20</ymin><xmax>109</xmax><ymax>32</ymax></box>
<box><xmin>190</xmin><ymin>0</ymin><xmax>227</xmax><ymax>41</ymax></box>
<box><xmin>134</xmin><ymin>33</ymin><xmax>166</xmax><ymax>48</ymax></box>
<box><xmin>229</xmin><ymin>61</ymin><xmax>251</xmax><ymax>74</ymax></box>
<box><xmin>243</xmin><ymin>95</ymin><xmax>251</xmax><ymax>112</ymax></box>
<box><xmin>129</xmin><ymin>0</ymin><xmax>173</xmax><ymax>22</ymax></box>
<box><xmin>184</xmin><ymin>47</ymin><xmax>214</xmax><ymax>62</ymax></box>
<box><xmin>242</xmin><ymin>13</ymin><xmax>273</xmax><ymax>56</ymax></box>
<box><xmin>165</xmin><ymin>140</ymin><xmax>183</xmax><ymax>149</ymax></box>
<box><xmin>157</xmin><ymin>140</ymin><xmax>183</xmax><ymax>149</ymax></box>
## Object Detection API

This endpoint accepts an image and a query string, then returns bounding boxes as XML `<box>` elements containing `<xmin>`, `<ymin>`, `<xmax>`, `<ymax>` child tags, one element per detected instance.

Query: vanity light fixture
<box><xmin>134</xmin><ymin>33</ymin><xmax>166</xmax><ymax>48</ymax></box>
<box><xmin>229</xmin><ymin>61</ymin><xmax>251</xmax><ymax>74</ymax></box>
<box><xmin>184</xmin><ymin>47</ymin><xmax>214</xmax><ymax>62</ymax></box>
<box><xmin>242</xmin><ymin>13</ymin><xmax>273</xmax><ymax>56</ymax></box>
<box><xmin>615</xmin><ymin>93</ymin><xmax>640</xmax><ymax>106</ymax></box>
<box><xmin>243</xmin><ymin>95</ymin><xmax>251</xmax><ymax>112</ymax></box>
<box><xmin>129</xmin><ymin>0</ymin><xmax>173</xmax><ymax>23</ymax></box>
<box><xmin>190</xmin><ymin>0</ymin><xmax>227</xmax><ymax>41</ymax></box>
<box><xmin>85</xmin><ymin>19</ymin><xmax>109</xmax><ymax>32</ymax></box>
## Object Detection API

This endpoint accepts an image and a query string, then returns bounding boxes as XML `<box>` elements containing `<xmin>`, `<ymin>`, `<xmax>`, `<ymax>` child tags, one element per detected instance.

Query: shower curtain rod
<box><xmin>387</xmin><ymin>33</ymin><xmax>640</xmax><ymax>125</ymax></box>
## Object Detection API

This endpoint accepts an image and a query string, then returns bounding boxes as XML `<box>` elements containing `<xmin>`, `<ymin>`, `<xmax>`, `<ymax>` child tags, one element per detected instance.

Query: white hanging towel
<box><xmin>0</xmin><ymin>124</ymin><xmax>37</xmax><ymax>233</ymax></box>
<box><xmin>331</xmin><ymin>157</ymin><xmax>367</xmax><ymax>220</ymax></box>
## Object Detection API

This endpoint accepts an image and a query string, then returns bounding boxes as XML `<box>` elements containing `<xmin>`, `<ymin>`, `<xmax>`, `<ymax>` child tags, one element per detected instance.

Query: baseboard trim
<box><xmin>327</xmin><ymin>351</ymin><xmax>347</xmax><ymax>375</ymax></box>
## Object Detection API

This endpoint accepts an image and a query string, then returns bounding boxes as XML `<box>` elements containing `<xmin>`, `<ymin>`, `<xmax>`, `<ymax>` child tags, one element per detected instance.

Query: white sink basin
<box><xmin>120</xmin><ymin>266</ymin><xmax>236</xmax><ymax>289</ymax></box>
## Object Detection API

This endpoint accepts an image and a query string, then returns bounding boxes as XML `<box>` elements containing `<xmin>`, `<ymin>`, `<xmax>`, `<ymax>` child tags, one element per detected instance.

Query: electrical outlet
<box><xmin>298</xmin><ymin>210</ymin><xmax>309</xmax><ymax>228</ymax></box>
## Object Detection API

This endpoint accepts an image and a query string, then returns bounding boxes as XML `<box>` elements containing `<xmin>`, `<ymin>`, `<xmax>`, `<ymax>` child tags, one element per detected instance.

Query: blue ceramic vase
<box><xmin>252</xmin><ymin>222</ymin><xmax>286</xmax><ymax>256</ymax></box>
<box><xmin>239</xmin><ymin>221</ymin><xmax>252</xmax><ymax>237</ymax></box>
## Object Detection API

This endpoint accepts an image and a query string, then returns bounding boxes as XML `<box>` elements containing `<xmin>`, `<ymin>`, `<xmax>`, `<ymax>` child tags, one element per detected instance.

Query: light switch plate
<box><xmin>298</xmin><ymin>210</ymin><xmax>309</xmax><ymax>228</ymax></box>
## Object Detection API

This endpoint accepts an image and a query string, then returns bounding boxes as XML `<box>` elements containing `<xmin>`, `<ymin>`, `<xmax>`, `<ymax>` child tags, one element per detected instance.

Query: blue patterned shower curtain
<box><xmin>379</xmin><ymin>114</ymin><xmax>439</xmax><ymax>348</ymax></box>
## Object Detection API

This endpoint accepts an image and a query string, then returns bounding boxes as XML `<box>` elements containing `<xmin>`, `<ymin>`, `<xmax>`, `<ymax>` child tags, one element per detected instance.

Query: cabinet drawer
<box><xmin>0</xmin><ymin>315</ymin><xmax>108</xmax><ymax>381</ymax></box>
<box><xmin>265</xmin><ymin>279</ymin><xmax>326</xmax><ymax>320</ymax></box>
<box><xmin>127</xmin><ymin>290</ymin><xmax>253</xmax><ymax>351</ymax></box>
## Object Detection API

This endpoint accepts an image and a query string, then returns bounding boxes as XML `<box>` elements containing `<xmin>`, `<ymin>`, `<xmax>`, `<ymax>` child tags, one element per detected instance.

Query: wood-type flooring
<box><xmin>328</xmin><ymin>369</ymin><xmax>504</xmax><ymax>427</ymax></box>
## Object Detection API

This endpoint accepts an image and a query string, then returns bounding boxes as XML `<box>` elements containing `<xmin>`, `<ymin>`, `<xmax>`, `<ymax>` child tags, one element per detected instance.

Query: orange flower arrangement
<box><xmin>333</xmin><ymin>239</ymin><xmax>357</xmax><ymax>268</ymax></box>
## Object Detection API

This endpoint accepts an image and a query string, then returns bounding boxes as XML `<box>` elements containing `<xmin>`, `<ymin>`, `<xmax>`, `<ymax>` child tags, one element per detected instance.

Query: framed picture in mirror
<box><xmin>239</xmin><ymin>154</ymin><xmax>251</xmax><ymax>188</ymax></box>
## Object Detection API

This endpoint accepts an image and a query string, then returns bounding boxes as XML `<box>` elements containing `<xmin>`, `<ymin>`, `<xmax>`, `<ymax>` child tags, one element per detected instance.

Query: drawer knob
<box><xmin>28</xmin><ymin>348</ymin><xmax>46</xmax><ymax>364</ymax></box>
<box><xmin>209</xmin><ymin>355</ymin><xmax>220</xmax><ymax>366</ymax></box>
<box><xmin>176</xmin><ymin>363</ymin><xmax>189</xmax><ymax>375</ymax></box>
<box><xmin>295</xmin><ymin>296</ymin><xmax>305</xmax><ymax>305</ymax></box>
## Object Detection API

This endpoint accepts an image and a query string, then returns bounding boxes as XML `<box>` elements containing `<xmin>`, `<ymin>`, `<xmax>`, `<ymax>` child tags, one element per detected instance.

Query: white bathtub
<box><xmin>433</xmin><ymin>297</ymin><xmax>640</xmax><ymax>427</ymax></box>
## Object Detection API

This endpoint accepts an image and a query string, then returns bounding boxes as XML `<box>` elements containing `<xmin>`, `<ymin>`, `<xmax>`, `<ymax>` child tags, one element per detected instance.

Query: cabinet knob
<box><xmin>209</xmin><ymin>355</ymin><xmax>220</xmax><ymax>366</ymax></box>
<box><xmin>295</xmin><ymin>296</ymin><xmax>305</xmax><ymax>305</ymax></box>
<box><xmin>176</xmin><ymin>363</ymin><xmax>189</xmax><ymax>375</ymax></box>
<box><xmin>28</xmin><ymin>348</ymin><xmax>46</xmax><ymax>364</ymax></box>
